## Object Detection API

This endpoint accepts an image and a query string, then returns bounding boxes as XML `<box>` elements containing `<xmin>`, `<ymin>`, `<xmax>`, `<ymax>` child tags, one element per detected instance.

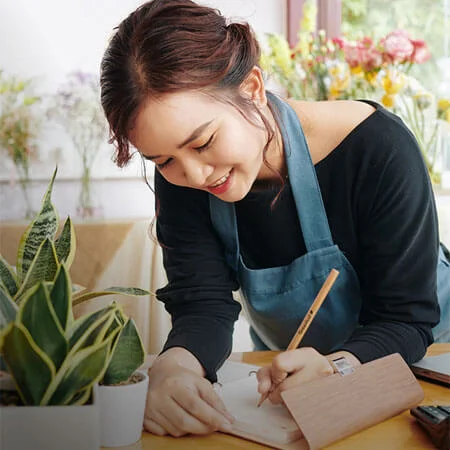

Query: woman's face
<box><xmin>130</xmin><ymin>89</ymin><xmax>277</xmax><ymax>202</ymax></box>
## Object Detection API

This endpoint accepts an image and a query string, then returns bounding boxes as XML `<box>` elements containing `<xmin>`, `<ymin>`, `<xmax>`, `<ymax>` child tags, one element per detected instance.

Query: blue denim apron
<box><xmin>209</xmin><ymin>93</ymin><xmax>362</xmax><ymax>352</ymax></box>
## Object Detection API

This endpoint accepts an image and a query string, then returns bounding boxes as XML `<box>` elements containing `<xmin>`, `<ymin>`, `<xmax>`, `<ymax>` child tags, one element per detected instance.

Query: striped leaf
<box><xmin>0</xmin><ymin>286</ymin><xmax>18</xmax><ymax>336</ymax></box>
<box><xmin>68</xmin><ymin>387</ymin><xmax>92</xmax><ymax>406</ymax></box>
<box><xmin>55</xmin><ymin>217</ymin><xmax>76</xmax><ymax>269</ymax></box>
<box><xmin>102</xmin><ymin>318</ymin><xmax>145</xmax><ymax>385</ymax></box>
<box><xmin>18</xmin><ymin>283</ymin><xmax>67</xmax><ymax>370</ymax></box>
<box><xmin>73</xmin><ymin>286</ymin><xmax>150</xmax><ymax>306</ymax></box>
<box><xmin>49</xmin><ymin>265</ymin><xmax>73</xmax><ymax>332</ymax></box>
<box><xmin>15</xmin><ymin>238</ymin><xmax>59</xmax><ymax>301</ymax></box>
<box><xmin>2</xmin><ymin>322</ymin><xmax>55</xmax><ymax>405</ymax></box>
<box><xmin>0</xmin><ymin>255</ymin><xmax>18</xmax><ymax>297</ymax></box>
<box><xmin>16</xmin><ymin>168</ymin><xmax>59</xmax><ymax>282</ymax></box>
<box><xmin>44</xmin><ymin>334</ymin><xmax>115</xmax><ymax>405</ymax></box>
<box><xmin>67</xmin><ymin>304</ymin><xmax>116</xmax><ymax>351</ymax></box>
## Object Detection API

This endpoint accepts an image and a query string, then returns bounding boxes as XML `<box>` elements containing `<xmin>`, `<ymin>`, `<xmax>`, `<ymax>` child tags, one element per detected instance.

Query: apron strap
<box><xmin>268</xmin><ymin>92</ymin><xmax>334</xmax><ymax>251</ymax></box>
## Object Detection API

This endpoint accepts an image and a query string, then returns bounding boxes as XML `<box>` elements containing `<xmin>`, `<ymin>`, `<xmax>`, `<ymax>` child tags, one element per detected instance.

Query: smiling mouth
<box><xmin>208</xmin><ymin>172</ymin><xmax>231</xmax><ymax>188</ymax></box>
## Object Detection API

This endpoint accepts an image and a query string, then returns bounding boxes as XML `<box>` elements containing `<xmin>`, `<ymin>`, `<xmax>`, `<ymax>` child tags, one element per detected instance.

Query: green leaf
<box><xmin>49</xmin><ymin>265</ymin><xmax>73</xmax><ymax>332</ymax></box>
<box><xmin>55</xmin><ymin>217</ymin><xmax>76</xmax><ymax>269</ymax></box>
<box><xmin>18</xmin><ymin>283</ymin><xmax>67</xmax><ymax>370</ymax></box>
<box><xmin>0</xmin><ymin>255</ymin><xmax>18</xmax><ymax>297</ymax></box>
<box><xmin>102</xmin><ymin>318</ymin><xmax>145</xmax><ymax>385</ymax></box>
<box><xmin>0</xmin><ymin>287</ymin><xmax>18</xmax><ymax>336</ymax></box>
<box><xmin>45</xmin><ymin>335</ymin><xmax>115</xmax><ymax>405</ymax></box>
<box><xmin>2</xmin><ymin>322</ymin><xmax>55</xmax><ymax>405</ymax></box>
<box><xmin>15</xmin><ymin>238</ymin><xmax>59</xmax><ymax>301</ymax></box>
<box><xmin>16</xmin><ymin>168</ymin><xmax>59</xmax><ymax>282</ymax></box>
<box><xmin>68</xmin><ymin>387</ymin><xmax>91</xmax><ymax>406</ymax></box>
<box><xmin>72</xmin><ymin>286</ymin><xmax>150</xmax><ymax>306</ymax></box>
<box><xmin>67</xmin><ymin>304</ymin><xmax>116</xmax><ymax>350</ymax></box>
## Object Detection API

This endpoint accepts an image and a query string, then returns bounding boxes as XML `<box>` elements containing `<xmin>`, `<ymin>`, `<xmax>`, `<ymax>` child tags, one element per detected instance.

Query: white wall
<box><xmin>0</xmin><ymin>0</ymin><xmax>286</xmax><ymax>219</ymax></box>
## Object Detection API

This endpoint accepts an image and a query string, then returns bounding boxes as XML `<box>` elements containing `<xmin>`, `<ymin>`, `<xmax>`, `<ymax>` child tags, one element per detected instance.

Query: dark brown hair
<box><xmin>100</xmin><ymin>0</ymin><xmax>280</xmax><ymax>180</ymax></box>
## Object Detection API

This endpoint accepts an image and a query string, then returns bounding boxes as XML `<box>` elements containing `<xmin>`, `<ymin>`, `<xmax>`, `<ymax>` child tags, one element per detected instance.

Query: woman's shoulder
<box><xmin>288</xmin><ymin>98</ymin><xmax>378</xmax><ymax>164</ymax></box>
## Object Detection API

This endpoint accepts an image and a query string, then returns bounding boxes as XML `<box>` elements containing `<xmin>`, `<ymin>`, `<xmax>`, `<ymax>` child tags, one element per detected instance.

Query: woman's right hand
<box><xmin>144</xmin><ymin>351</ymin><xmax>234</xmax><ymax>437</ymax></box>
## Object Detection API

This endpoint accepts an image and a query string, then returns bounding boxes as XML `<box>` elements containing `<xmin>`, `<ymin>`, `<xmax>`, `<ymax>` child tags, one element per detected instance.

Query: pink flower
<box><xmin>409</xmin><ymin>39</ymin><xmax>431</xmax><ymax>64</ymax></box>
<box><xmin>342</xmin><ymin>42</ymin><xmax>362</xmax><ymax>68</ymax></box>
<box><xmin>380</xmin><ymin>30</ymin><xmax>414</xmax><ymax>64</ymax></box>
<box><xmin>362</xmin><ymin>48</ymin><xmax>383</xmax><ymax>72</ymax></box>
<box><xmin>332</xmin><ymin>37</ymin><xmax>345</xmax><ymax>50</ymax></box>
<box><xmin>341</xmin><ymin>37</ymin><xmax>382</xmax><ymax>72</ymax></box>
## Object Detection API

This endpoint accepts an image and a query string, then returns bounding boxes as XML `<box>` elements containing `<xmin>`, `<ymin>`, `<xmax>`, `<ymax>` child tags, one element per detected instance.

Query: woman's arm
<box><xmin>338</xmin><ymin>109</ymin><xmax>440</xmax><ymax>364</ymax></box>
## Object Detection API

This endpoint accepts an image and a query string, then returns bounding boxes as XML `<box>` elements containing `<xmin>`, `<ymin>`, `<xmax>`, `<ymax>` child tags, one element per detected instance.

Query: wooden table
<box><xmin>128</xmin><ymin>344</ymin><xmax>450</xmax><ymax>450</ymax></box>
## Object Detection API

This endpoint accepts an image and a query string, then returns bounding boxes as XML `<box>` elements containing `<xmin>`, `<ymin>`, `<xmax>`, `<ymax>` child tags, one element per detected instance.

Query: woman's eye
<box><xmin>156</xmin><ymin>158</ymin><xmax>173</xmax><ymax>170</ymax></box>
<box><xmin>193</xmin><ymin>133</ymin><xmax>215</xmax><ymax>152</ymax></box>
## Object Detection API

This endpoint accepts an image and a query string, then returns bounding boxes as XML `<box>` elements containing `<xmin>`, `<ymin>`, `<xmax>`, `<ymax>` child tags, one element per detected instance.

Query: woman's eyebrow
<box><xmin>141</xmin><ymin>153</ymin><xmax>158</xmax><ymax>161</ymax></box>
<box><xmin>177</xmin><ymin>119</ymin><xmax>214</xmax><ymax>148</ymax></box>
<box><xmin>141</xmin><ymin>119</ymin><xmax>215</xmax><ymax>160</ymax></box>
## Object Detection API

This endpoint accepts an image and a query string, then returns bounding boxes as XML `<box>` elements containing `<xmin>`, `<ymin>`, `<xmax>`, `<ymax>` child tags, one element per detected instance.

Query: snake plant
<box><xmin>0</xmin><ymin>168</ymin><xmax>148</xmax><ymax>404</ymax></box>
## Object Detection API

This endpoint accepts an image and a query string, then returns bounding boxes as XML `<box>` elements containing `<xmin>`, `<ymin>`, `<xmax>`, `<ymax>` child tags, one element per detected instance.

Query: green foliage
<box><xmin>0</xmin><ymin>169</ymin><xmax>150</xmax><ymax>405</ymax></box>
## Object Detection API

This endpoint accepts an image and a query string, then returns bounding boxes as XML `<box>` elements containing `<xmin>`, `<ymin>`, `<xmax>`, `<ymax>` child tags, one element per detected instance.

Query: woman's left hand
<box><xmin>256</xmin><ymin>347</ymin><xmax>334</xmax><ymax>404</ymax></box>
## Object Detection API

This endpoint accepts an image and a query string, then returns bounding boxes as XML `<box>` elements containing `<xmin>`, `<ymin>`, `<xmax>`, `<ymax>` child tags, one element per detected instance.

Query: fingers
<box><xmin>144</xmin><ymin>373</ymin><xmax>234</xmax><ymax>437</ymax></box>
<box><xmin>143</xmin><ymin>416</ymin><xmax>167</xmax><ymax>436</ymax></box>
<box><xmin>268</xmin><ymin>362</ymin><xmax>333</xmax><ymax>404</ymax></box>
<box><xmin>175</xmin><ymin>382</ymin><xmax>234</xmax><ymax>434</ymax></box>
<box><xmin>256</xmin><ymin>366</ymin><xmax>272</xmax><ymax>395</ymax></box>
<box><xmin>197</xmin><ymin>379</ymin><xmax>235</xmax><ymax>424</ymax></box>
<box><xmin>258</xmin><ymin>348</ymin><xmax>334</xmax><ymax>404</ymax></box>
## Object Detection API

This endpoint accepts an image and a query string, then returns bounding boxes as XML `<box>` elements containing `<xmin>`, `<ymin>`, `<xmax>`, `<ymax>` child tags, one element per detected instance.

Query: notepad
<box><xmin>214</xmin><ymin>361</ymin><xmax>303</xmax><ymax>447</ymax></box>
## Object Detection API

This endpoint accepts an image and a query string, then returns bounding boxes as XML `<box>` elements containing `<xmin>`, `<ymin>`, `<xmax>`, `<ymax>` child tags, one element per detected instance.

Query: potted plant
<box><xmin>0</xmin><ymin>266</ymin><xmax>120</xmax><ymax>450</ymax></box>
<box><xmin>97</xmin><ymin>308</ymin><xmax>148</xmax><ymax>447</ymax></box>
<box><xmin>0</xmin><ymin>168</ymin><xmax>150</xmax><ymax>449</ymax></box>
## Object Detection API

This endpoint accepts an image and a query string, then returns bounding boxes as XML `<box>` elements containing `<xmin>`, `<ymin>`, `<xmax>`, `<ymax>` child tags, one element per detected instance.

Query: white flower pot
<box><xmin>99</xmin><ymin>370</ymin><xmax>149</xmax><ymax>447</ymax></box>
<box><xmin>0</xmin><ymin>375</ymin><xmax>100</xmax><ymax>450</ymax></box>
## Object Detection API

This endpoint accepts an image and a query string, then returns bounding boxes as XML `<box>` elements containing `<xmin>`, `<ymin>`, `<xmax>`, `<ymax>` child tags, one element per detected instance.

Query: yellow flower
<box><xmin>446</xmin><ymin>108</ymin><xmax>450</xmax><ymax>123</ymax></box>
<box><xmin>438</xmin><ymin>99</ymin><xmax>450</xmax><ymax>111</ymax></box>
<box><xmin>351</xmin><ymin>66</ymin><xmax>363</xmax><ymax>75</ymax></box>
<box><xmin>300</xmin><ymin>0</ymin><xmax>317</xmax><ymax>33</ymax></box>
<box><xmin>294</xmin><ymin>33</ymin><xmax>310</xmax><ymax>59</ymax></box>
<box><xmin>365</xmin><ymin>71</ymin><xmax>379</xmax><ymax>87</ymax></box>
<box><xmin>267</xmin><ymin>34</ymin><xmax>293</xmax><ymax>77</ymax></box>
<box><xmin>381</xmin><ymin>94</ymin><xmax>396</xmax><ymax>108</ymax></box>
<box><xmin>382</xmin><ymin>71</ymin><xmax>405</xmax><ymax>95</ymax></box>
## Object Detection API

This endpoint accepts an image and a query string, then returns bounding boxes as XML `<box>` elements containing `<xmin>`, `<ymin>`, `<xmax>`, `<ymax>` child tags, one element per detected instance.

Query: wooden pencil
<box><xmin>257</xmin><ymin>268</ymin><xmax>340</xmax><ymax>407</ymax></box>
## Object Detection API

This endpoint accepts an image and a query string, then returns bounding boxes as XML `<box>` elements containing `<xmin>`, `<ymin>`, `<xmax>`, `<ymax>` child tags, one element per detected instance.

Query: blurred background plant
<box><xmin>0</xmin><ymin>71</ymin><xmax>41</xmax><ymax>218</ymax></box>
<box><xmin>47</xmin><ymin>71</ymin><xmax>108</xmax><ymax>219</ymax></box>
<box><xmin>260</xmin><ymin>0</ymin><xmax>442</xmax><ymax>182</ymax></box>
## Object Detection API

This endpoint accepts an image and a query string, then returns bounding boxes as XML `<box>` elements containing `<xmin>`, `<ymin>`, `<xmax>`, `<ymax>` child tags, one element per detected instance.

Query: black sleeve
<box><xmin>338</xmin><ymin>110</ymin><xmax>440</xmax><ymax>364</ymax></box>
<box><xmin>154</xmin><ymin>170</ymin><xmax>241</xmax><ymax>382</ymax></box>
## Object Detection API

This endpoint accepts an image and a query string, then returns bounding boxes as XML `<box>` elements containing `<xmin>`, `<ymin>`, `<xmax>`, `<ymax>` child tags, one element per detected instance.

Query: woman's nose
<box><xmin>182</xmin><ymin>157</ymin><xmax>213</xmax><ymax>188</ymax></box>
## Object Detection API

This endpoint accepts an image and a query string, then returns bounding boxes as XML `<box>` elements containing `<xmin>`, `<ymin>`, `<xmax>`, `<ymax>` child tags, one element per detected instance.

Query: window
<box><xmin>288</xmin><ymin>0</ymin><xmax>449</xmax><ymax>92</ymax></box>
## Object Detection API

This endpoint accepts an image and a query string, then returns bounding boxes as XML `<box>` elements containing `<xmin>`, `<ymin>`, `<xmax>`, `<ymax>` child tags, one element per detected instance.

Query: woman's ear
<box><xmin>239</xmin><ymin>66</ymin><xmax>267</xmax><ymax>107</ymax></box>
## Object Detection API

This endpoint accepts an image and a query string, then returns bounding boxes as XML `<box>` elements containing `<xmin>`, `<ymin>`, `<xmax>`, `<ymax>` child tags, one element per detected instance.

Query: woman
<box><xmin>100</xmin><ymin>0</ymin><xmax>450</xmax><ymax>437</ymax></box>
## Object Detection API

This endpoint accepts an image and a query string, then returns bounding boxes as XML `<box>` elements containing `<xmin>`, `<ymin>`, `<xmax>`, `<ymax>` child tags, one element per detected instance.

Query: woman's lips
<box><xmin>207</xmin><ymin>170</ymin><xmax>233</xmax><ymax>195</ymax></box>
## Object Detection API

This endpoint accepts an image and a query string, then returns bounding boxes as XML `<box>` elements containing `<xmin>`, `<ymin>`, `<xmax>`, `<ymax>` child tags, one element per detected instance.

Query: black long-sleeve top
<box><xmin>155</xmin><ymin>101</ymin><xmax>441</xmax><ymax>382</ymax></box>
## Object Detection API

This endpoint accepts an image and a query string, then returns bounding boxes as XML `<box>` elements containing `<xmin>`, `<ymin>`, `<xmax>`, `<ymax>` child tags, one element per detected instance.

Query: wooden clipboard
<box><xmin>217</xmin><ymin>353</ymin><xmax>424</xmax><ymax>449</ymax></box>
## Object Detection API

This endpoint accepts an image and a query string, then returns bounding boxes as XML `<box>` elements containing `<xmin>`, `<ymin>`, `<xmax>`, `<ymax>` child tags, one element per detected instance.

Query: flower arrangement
<box><xmin>260</xmin><ymin>0</ymin><xmax>439</xmax><ymax>180</ymax></box>
<box><xmin>47</xmin><ymin>71</ymin><xmax>108</xmax><ymax>219</ymax></box>
<box><xmin>0</xmin><ymin>71</ymin><xmax>41</xmax><ymax>218</ymax></box>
